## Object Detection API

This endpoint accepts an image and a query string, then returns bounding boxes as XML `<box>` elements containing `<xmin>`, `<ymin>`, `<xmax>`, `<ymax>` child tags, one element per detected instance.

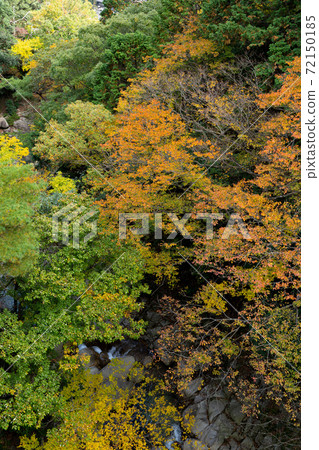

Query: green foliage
<box><xmin>101</xmin><ymin>0</ymin><xmax>132</xmax><ymax>20</ymax></box>
<box><xmin>91</xmin><ymin>31</ymin><xmax>157</xmax><ymax>109</ymax></box>
<box><xmin>0</xmin><ymin>0</ymin><xmax>43</xmax><ymax>73</ymax></box>
<box><xmin>10</xmin><ymin>0</ymin><xmax>162</xmax><ymax>118</ymax></box>
<box><xmin>0</xmin><ymin>136</ymin><xmax>44</xmax><ymax>277</ymax></box>
<box><xmin>33</xmin><ymin>100</ymin><xmax>113</xmax><ymax>172</ymax></box>
<box><xmin>0</xmin><ymin>192</ymin><xmax>148</xmax><ymax>430</ymax></box>
<box><xmin>0</xmin><ymin>0</ymin><xmax>17</xmax><ymax>72</ymax></box>
<box><xmin>102</xmin><ymin>0</ymin><xmax>162</xmax><ymax>37</ymax></box>
<box><xmin>200</xmin><ymin>0</ymin><xmax>300</xmax><ymax>70</ymax></box>
<box><xmin>30</xmin><ymin>0</ymin><xmax>98</xmax><ymax>44</ymax></box>
<box><xmin>4</xmin><ymin>99</ymin><xmax>19</xmax><ymax>126</ymax></box>
<box><xmin>5</xmin><ymin>98</ymin><xmax>18</xmax><ymax>117</ymax></box>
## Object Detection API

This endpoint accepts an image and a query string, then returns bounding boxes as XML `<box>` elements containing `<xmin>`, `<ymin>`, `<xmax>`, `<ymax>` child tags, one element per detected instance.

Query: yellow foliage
<box><xmin>196</xmin><ymin>284</ymin><xmax>227</xmax><ymax>314</ymax></box>
<box><xmin>21</xmin><ymin>368</ymin><xmax>180</xmax><ymax>449</ymax></box>
<box><xmin>50</xmin><ymin>172</ymin><xmax>76</xmax><ymax>193</ymax></box>
<box><xmin>19</xmin><ymin>434</ymin><xmax>40</xmax><ymax>450</ymax></box>
<box><xmin>0</xmin><ymin>135</ymin><xmax>29</xmax><ymax>164</ymax></box>
<box><xmin>11</xmin><ymin>37</ymin><xmax>43</xmax><ymax>72</ymax></box>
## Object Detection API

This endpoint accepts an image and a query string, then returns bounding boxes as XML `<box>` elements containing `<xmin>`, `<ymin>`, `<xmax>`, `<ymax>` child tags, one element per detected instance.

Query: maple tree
<box><xmin>157</xmin><ymin>57</ymin><xmax>301</xmax><ymax>425</ymax></box>
<box><xmin>86</xmin><ymin>98</ymin><xmax>213</xmax><ymax>281</ymax></box>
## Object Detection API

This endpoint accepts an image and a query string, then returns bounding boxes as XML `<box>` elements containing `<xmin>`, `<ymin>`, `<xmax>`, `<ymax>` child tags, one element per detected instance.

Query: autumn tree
<box><xmin>118</xmin><ymin>24</ymin><xmax>265</xmax><ymax>184</ymax></box>
<box><xmin>157</xmin><ymin>58</ymin><xmax>301</xmax><ymax>430</ymax></box>
<box><xmin>30</xmin><ymin>0</ymin><xmax>98</xmax><ymax>44</ymax></box>
<box><xmin>32</xmin><ymin>100</ymin><xmax>114</xmax><ymax>172</ymax></box>
<box><xmin>86</xmin><ymin>98</ymin><xmax>215</xmax><ymax>281</ymax></box>
<box><xmin>20</xmin><ymin>368</ymin><xmax>180</xmax><ymax>449</ymax></box>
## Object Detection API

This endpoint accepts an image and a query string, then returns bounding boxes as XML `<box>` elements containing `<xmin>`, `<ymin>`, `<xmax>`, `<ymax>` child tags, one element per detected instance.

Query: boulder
<box><xmin>228</xmin><ymin>398</ymin><xmax>245</xmax><ymax>425</ymax></box>
<box><xmin>0</xmin><ymin>117</ymin><xmax>9</xmax><ymax>129</ymax></box>
<box><xmin>261</xmin><ymin>435</ymin><xmax>274</xmax><ymax>447</ymax></box>
<box><xmin>241</xmin><ymin>437</ymin><xmax>255</xmax><ymax>449</ymax></box>
<box><xmin>212</xmin><ymin>413</ymin><xmax>235</xmax><ymax>440</ymax></box>
<box><xmin>142</xmin><ymin>355</ymin><xmax>153</xmax><ymax>366</ymax></box>
<box><xmin>78</xmin><ymin>346</ymin><xmax>96</xmax><ymax>369</ymax></box>
<box><xmin>208</xmin><ymin>397</ymin><xmax>227</xmax><ymax>422</ymax></box>
<box><xmin>229</xmin><ymin>439</ymin><xmax>240</xmax><ymax>450</ymax></box>
<box><xmin>183</xmin><ymin>401</ymin><xmax>209</xmax><ymax>436</ymax></box>
<box><xmin>183</xmin><ymin>439</ymin><xmax>209</xmax><ymax>450</ymax></box>
<box><xmin>89</xmin><ymin>366</ymin><xmax>100</xmax><ymax>375</ymax></box>
<box><xmin>199</xmin><ymin>413</ymin><xmax>235</xmax><ymax>448</ymax></box>
<box><xmin>100</xmin><ymin>355</ymin><xmax>136</xmax><ymax>386</ymax></box>
<box><xmin>194</xmin><ymin>386</ymin><xmax>226</xmax><ymax>404</ymax></box>
<box><xmin>198</xmin><ymin>426</ymin><xmax>219</xmax><ymax>448</ymax></box>
<box><xmin>244</xmin><ymin>417</ymin><xmax>254</xmax><ymax>435</ymax></box>
<box><xmin>13</xmin><ymin>117</ymin><xmax>30</xmax><ymax>132</ymax></box>
<box><xmin>182</xmin><ymin>377</ymin><xmax>203</xmax><ymax>398</ymax></box>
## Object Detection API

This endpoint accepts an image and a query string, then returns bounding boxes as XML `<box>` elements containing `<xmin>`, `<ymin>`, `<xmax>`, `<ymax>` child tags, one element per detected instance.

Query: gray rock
<box><xmin>142</xmin><ymin>355</ymin><xmax>153</xmax><ymax>366</ymax></box>
<box><xmin>194</xmin><ymin>386</ymin><xmax>227</xmax><ymax>404</ymax></box>
<box><xmin>228</xmin><ymin>398</ymin><xmax>245</xmax><ymax>424</ymax></box>
<box><xmin>100</xmin><ymin>355</ymin><xmax>136</xmax><ymax>383</ymax></box>
<box><xmin>89</xmin><ymin>366</ymin><xmax>100</xmax><ymax>375</ymax></box>
<box><xmin>198</xmin><ymin>426</ymin><xmax>219</xmax><ymax>448</ymax></box>
<box><xmin>13</xmin><ymin>117</ymin><xmax>30</xmax><ymax>132</ymax></box>
<box><xmin>195</xmin><ymin>412</ymin><xmax>236</xmax><ymax>449</ymax></box>
<box><xmin>229</xmin><ymin>438</ymin><xmax>240</xmax><ymax>450</ymax></box>
<box><xmin>78</xmin><ymin>347</ymin><xmax>95</xmax><ymax>368</ymax></box>
<box><xmin>193</xmin><ymin>401</ymin><xmax>210</xmax><ymax>435</ymax></box>
<box><xmin>261</xmin><ymin>435</ymin><xmax>274</xmax><ymax>447</ymax></box>
<box><xmin>183</xmin><ymin>402</ymin><xmax>209</xmax><ymax>436</ymax></box>
<box><xmin>254</xmin><ymin>432</ymin><xmax>264</xmax><ymax>445</ymax></box>
<box><xmin>230</xmin><ymin>431</ymin><xmax>245</xmax><ymax>442</ymax></box>
<box><xmin>0</xmin><ymin>117</ymin><xmax>9</xmax><ymax>129</ymax></box>
<box><xmin>241</xmin><ymin>437</ymin><xmax>255</xmax><ymax>449</ymax></box>
<box><xmin>208</xmin><ymin>398</ymin><xmax>227</xmax><ymax>422</ymax></box>
<box><xmin>183</xmin><ymin>439</ymin><xmax>209</xmax><ymax>450</ymax></box>
<box><xmin>100</xmin><ymin>356</ymin><xmax>138</xmax><ymax>395</ymax></box>
<box><xmin>182</xmin><ymin>378</ymin><xmax>203</xmax><ymax>398</ymax></box>
<box><xmin>244</xmin><ymin>417</ymin><xmax>254</xmax><ymax>435</ymax></box>
<box><xmin>183</xmin><ymin>404</ymin><xmax>197</xmax><ymax>428</ymax></box>
<box><xmin>213</xmin><ymin>389</ymin><xmax>227</xmax><ymax>399</ymax></box>
<box><xmin>203</xmin><ymin>413</ymin><xmax>235</xmax><ymax>444</ymax></box>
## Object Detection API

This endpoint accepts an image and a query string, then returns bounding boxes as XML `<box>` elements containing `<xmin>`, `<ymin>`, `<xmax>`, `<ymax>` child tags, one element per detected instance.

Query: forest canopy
<box><xmin>0</xmin><ymin>0</ymin><xmax>300</xmax><ymax>448</ymax></box>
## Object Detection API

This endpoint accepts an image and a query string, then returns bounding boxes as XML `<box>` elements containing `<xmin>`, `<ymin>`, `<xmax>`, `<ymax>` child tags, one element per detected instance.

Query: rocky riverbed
<box><xmin>76</xmin><ymin>340</ymin><xmax>277</xmax><ymax>450</ymax></box>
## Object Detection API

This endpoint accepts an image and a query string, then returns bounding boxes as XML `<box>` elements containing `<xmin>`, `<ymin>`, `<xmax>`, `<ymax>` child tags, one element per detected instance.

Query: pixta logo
<box><xmin>52</xmin><ymin>203</ymin><xmax>98</xmax><ymax>249</ymax></box>
<box><xmin>119</xmin><ymin>213</ymin><xmax>251</xmax><ymax>240</ymax></box>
